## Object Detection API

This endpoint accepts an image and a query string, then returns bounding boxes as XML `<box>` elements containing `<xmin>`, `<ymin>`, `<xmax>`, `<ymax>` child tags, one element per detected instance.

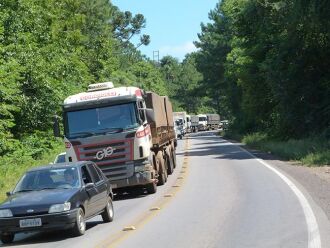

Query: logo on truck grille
<box><xmin>95</xmin><ymin>146</ymin><xmax>116</xmax><ymax>160</ymax></box>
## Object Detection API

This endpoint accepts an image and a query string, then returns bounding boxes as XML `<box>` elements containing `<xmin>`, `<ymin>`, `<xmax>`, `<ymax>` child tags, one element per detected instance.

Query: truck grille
<box><xmin>74</xmin><ymin>139</ymin><xmax>134</xmax><ymax>181</ymax></box>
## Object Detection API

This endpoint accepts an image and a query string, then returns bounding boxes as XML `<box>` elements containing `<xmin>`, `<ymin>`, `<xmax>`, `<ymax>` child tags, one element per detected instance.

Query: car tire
<box><xmin>101</xmin><ymin>197</ymin><xmax>114</xmax><ymax>223</ymax></box>
<box><xmin>146</xmin><ymin>181</ymin><xmax>157</xmax><ymax>194</ymax></box>
<box><xmin>72</xmin><ymin>208</ymin><xmax>86</xmax><ymax>236</ymax></box>
<box><xmin>1</xmin><ymin>233</ymin><xmax>14</xmax><ymax>244</ymax></box>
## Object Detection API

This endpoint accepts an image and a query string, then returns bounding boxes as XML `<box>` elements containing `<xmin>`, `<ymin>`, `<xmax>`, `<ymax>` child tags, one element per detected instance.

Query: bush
<box><xmin>0</xmin><ymin>137</ymin><xmax>64</xmax><ymax>202</ymax></box>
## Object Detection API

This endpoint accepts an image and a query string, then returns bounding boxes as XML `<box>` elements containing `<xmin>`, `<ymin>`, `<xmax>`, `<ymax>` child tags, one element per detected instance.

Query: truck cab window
<box><xmin>138</xmin><ymin>101</ymin><xmax>146</xmax><ymax>123</ymax></box>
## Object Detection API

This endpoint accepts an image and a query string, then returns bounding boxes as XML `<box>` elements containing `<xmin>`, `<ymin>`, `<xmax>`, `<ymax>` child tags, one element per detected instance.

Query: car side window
<box><xmin>81</xmin><ymin>165</ymin><xmax>93</xmax><ymax>184</ymax></box>
<box><xmin>94</xmin><ymin>164</ymin><xmax>106</xmax><ymax>180</ymax></box>
<box><xmin>87</xmin><ymin>163</ymin><xmax>102</xmax><ymax>184</ymax></box>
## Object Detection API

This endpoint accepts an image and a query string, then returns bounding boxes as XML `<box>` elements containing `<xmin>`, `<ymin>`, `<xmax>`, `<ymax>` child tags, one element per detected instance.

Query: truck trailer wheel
<box><xmin>166</xmin><ymin>149</ymin><xmax>174</xmax><ymax>175</ymax></box>
<box><xmin>156</xmin><ymin>152</ymin><xmax>167</xmax><ymax>186</ymax></box>
<box><xmin>171</xmin><ymin>148</ymin><xmax>177</xmax><ymax>168</ymax></box>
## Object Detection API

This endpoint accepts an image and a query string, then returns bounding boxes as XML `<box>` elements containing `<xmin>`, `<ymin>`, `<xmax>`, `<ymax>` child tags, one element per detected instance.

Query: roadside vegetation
<box><xmin>195</xmin><ymin>0</ymin><xmax>329</xmax><ymax>166</ymax></box>
<box><xmin>222</xmin><ymin>131</ymin><xmax>330</xmax><ymax>166</ymax></box>
<box><xmin>0</xmin><ymin>136</ymin><xmax>63</xmax><ymax>202</ymax></box>
<box><xmin>0</xmin><ymin>1</ymin><xmax>212</xmax><ymax>201</ymax></box>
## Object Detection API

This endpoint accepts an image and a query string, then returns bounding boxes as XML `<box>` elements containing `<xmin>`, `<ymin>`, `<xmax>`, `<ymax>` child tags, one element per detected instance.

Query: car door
<box><xmin>86</xmin><ymin>163</ymin><xmax>108</xmax><ymax>213</ymax></box>
<box><xmin>81</xmin><ymin>165</ymin><xmax>99</xmax><ymax>218</ymax></box>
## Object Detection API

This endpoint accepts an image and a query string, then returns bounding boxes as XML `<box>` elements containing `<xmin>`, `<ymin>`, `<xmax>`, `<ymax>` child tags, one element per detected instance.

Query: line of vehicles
<box><xmin>0</xmin><ymin>82</ymin><xmax>180</xmax><ymax>244</ymax></box>
<box><xmin>173</xmin><ymin>112</ymin><xmax>224</xmax><ymax>139</ymax></box>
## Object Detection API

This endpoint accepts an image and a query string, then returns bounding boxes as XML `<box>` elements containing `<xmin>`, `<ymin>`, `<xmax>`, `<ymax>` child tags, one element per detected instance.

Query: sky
<box><xmin>111</xmin><ymin>0</ymin><xmax>219</xmax><ymax>62</ymax></box>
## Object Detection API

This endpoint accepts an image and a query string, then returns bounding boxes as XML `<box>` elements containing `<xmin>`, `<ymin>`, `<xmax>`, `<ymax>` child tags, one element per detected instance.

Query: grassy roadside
<box><xmin>221</xmin><ymin>131</ymin><xmax>330</xmax><ymax>166</ymax></box>
<box><xmin>0</xmin><ymin>139</ymin><xmax>64</xmax><ymax>203</ymax></box>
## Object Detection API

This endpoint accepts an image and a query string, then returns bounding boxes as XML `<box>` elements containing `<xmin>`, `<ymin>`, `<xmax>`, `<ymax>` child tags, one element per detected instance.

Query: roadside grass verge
<box><xmin>0</xmin><ymin>138</ymin><xmax>64</xmax><ymax>203</ymax></box>
<box><xmin>223</xmin><ymin>131</ymin><xmax>330</xmax><ymax>166</ymax></box>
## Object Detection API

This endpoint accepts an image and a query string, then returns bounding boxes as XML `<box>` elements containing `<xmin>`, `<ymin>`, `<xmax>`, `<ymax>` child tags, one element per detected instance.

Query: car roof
<box><xmin>27</xmin><ymin>161</ymin><xmax>92</xmax><ymax>172</ymax></box>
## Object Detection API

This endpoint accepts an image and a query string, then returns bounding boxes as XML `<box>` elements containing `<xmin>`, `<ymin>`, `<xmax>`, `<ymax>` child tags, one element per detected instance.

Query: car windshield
<box><xmin>65</xmin><ymin>103</ymin><xmax>139</xmax><ymax>138</ymax></box>
<box><xmin>13</xmin><ymin>167</ymin><xmax>81</xmax><ymax>192</ymax></box>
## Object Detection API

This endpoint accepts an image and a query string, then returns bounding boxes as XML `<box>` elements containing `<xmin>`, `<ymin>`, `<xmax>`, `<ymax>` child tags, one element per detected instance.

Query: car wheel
<box><xmin>72</xmin><ymin>208</ymin><xmax>86</xmax><ymax>236</ymax></box>
<box><xmin>1</xmin><ymin>233</ymin><xmax>14</xmax><ymax>244</ymax></box>
<box><xmin>101</xmin><ymin>197</ymin><xmax>114</xmax><ymax>223</ymax></box>
<box><xmin>146</xmin><ymin>181</ymin><xmax>157</xmax><ymax>194</ymax></box>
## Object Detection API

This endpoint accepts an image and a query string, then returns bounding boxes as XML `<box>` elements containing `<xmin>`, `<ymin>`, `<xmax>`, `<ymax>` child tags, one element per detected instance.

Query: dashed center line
<box><xmin>96</xmin><ymin>138</ymin><xmax>191</xmax><ymax>248</ymax></box>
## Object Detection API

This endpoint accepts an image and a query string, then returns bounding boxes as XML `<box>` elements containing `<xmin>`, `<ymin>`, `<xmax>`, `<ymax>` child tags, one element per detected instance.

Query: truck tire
<box><xmin>171</xmin><ymin>148</ymin><xmax>177</xmax><ymax>168</ymax></box>
<box><xmin>156</xmin><ymin>152</ymin><xmax>167</xmax><ymax>186</ymax></box>
<box><xmin>166</xmin><ymin>149</ymin><xmax>174</xmax><ymax>175</ymax></box>
<box><xmin>146</xmin><ymin>181</ymin><xmax>157</xmax><ymax>194</ymax></box>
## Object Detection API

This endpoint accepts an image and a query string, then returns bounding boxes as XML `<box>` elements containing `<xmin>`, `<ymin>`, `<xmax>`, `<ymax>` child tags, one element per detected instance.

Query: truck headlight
<box><xmin>49</xmin><ymin>202</ymin><xmax>71</xmax><ymax>213</ymax></box>
<box><xmin>135</xmin><ymin>165</ymin><xmax>146</xmax><ymax>172</ymax></box>
<box><xmin>0</xmin><ymin>209</ymin><xmax>13</xmax><ymax>218</ymax></box>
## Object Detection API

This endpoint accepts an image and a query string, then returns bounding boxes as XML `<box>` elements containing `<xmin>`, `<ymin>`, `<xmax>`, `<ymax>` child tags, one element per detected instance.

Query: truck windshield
<box><xmin>65</xmin><ymin>103</ymin><xmax>139</xmax><ymax>138</ymax></box>
<box><xmin>199</xmin><ymin>117</ymin><xmax>207</xmax><ymax>121</ymax></box>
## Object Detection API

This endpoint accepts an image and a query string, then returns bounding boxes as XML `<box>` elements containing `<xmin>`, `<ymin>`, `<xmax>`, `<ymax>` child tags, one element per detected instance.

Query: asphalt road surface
<box><xmin>2</xmin><ymin>131</ymin><xmax>329</xmax><ymax>248</ymax></box>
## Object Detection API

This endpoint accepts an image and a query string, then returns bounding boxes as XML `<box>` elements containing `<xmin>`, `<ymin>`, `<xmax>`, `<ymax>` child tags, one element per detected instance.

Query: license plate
<box><xmin>19</xmin><ymin>218</ymin><xmax>42</xmax><ymax>228</ymax></box>
<box><xmin>111</xmin><ymin>184</ymin><xmax>117</xmax><ymax>189</ymax></box>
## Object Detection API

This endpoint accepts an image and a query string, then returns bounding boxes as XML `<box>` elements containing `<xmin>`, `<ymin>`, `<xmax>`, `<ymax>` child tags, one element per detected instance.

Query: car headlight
<box><xmin>48</xmin><ymin>202</ymin><xmax>71</xmax><ymax>213</ymax></box>
<box><xmin>0</xmin><ymin>209</ymin><xmax>13</xmax><ymax>218</ymax></box>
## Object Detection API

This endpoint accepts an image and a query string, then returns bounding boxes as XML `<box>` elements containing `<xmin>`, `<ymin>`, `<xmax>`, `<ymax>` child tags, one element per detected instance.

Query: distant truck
<box><xmin>198</xmin><ymin>114</ymin><xmax>208</xmax><ymax>131</ymax></box>
<box><xmin>186</xmin><ymin>115</ymin><xmax>192</xmax><ymax>133</ymax></box>
<box><xmin>174</xmin><ymin>119</ymin><xmax>184</xmax><ymax>139</ymax></box>
<box><xmin>173</xmin><ymin>112</ymin><xmax>187</xmax><ymax>134</ymax></box>
<box><xmin>207</xmin><ymin>114</ymin><xmax>220</xmax><ymax>130</ymax></box>
<box><xmin>191</xmin><ymin>115</ymin><xmax>199</xmax><ymax>132</ymax></box>
<box><xmin>54</xmin><ymin>82</ymin><xmax>177</xmax><ymax>194</ymax></box>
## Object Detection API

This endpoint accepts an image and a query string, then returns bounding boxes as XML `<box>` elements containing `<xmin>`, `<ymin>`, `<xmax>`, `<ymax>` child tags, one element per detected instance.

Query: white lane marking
<box><xmin>233</xmin><ymin>143</ymin><xmax>322</xmax><ymax>248</ymax></box>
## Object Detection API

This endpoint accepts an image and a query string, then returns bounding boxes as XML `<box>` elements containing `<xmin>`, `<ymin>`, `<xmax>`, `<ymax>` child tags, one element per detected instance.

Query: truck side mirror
<box><xmin>145</xmin><ymin>108</ymin><xmax>155</xmax><ymax>123</ymax></box>
<box><xmin>53</xmin><ymin>115</ymin><xmax>61</xmax><ymax>137</ymax></box>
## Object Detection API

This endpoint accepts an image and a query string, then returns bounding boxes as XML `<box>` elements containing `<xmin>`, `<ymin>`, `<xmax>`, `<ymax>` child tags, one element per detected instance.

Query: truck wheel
<box><xmin>72</xmin><ymin>208</ymin><xmax>86</xmax><ymax>236</ymax></box>
<box><xmin>171</xmin><ymin>149</ymin><xmax>177</xmax><ymax>168</ymax></box>
<box><xmin>1</xmin><ymin>233</ymin><xmax>14</xmax><ymax>244</ymax></box>
<box><xmin>156</xmin><ymin>152</ymin><xmax>167</xmax><ymax>186</ymax></box>
<box><xmin>166</xmin><ymin>150</ymin><xmax>174</xmax><ymax>175</ymax></box>
<box><xmin>101</xmin><ymin>197</ymin><xmax>114</xmax><ymax>222</ymax></box>
<box><xmin>146</xmin><ymin>182</ymin><xmax>157</xmax><ymax>194</ymax></box>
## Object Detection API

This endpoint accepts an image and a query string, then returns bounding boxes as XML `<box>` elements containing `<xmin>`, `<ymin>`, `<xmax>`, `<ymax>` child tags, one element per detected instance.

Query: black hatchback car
<box><xmin>0</xmin><ymin>161</ymin><xmax>114</xmax><ymax>244</ymax></box>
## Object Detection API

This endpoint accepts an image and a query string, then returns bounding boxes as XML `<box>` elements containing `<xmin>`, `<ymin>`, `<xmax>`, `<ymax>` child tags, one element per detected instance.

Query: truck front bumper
<box><xmin>111</xmin><ymin>172</ymin><xmax>154</xmax><ymax>190</ymax></box>
<box><xmin>110</xmin><ymin>160</ymin><xmax>155</xmax><ymax>190</ymax></box>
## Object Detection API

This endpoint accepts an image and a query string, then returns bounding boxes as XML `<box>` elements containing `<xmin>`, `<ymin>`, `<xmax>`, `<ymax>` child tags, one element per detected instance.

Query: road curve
<box><xmin>2</xmin><ymin>131</ymin><xmax>328</xmax><ymax>248</ymax></box>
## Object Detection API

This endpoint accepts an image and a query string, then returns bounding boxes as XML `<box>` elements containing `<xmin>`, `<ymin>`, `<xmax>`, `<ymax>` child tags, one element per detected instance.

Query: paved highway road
<box><xmin>2</xmin><ymin>131</ymin><xmax>329</xmax><ymax>247</ymax></box>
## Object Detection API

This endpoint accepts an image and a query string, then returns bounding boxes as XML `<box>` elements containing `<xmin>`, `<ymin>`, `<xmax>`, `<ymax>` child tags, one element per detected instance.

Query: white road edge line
<box><xmin>233</xmin><ymin>143</ymin><xmax>322</xmax><ymax>248</ymax></box>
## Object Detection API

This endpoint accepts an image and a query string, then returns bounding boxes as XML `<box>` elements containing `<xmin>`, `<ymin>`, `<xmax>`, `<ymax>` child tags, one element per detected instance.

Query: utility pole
<box><xmin>153</xmin><ymin>50</ymin><xmax>160</xmax><ymax>66</ymax></box>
